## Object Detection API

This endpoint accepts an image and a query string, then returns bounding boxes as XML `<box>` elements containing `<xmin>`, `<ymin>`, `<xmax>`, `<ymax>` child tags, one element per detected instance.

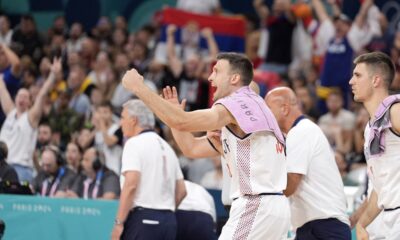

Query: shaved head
<box><xmin>265</xmin><ymin>87</ymin><xmax>298</xmax><ymax>106</ymax></box>
<box><xmin>265</xmin><ymin>87</ymin><xmax>302</xmax><ymax>134</ymax></box>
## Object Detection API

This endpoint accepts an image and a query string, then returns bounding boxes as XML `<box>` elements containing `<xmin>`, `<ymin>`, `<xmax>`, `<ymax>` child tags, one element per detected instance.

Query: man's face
<box><xmin>15</xmin><ymin>89</ymin><xmax>31</xmax><ymax>112</ymax></box>
<box><xmin>38</xmin><ymin>125</ymin><xmax>52</xmax><ymax>145</ymax></box>
<box><xmin>120</xmin><ymin>108</ymin><xmax>135</xmax><ymax>138</ymax></box>
<box><xmin>41</xmin><ymin>150</ymin><xmax>58</xmax><ymax>176</ymax></box>
<box><xmin>326</xmin><ymin>94</ymin><xmax>342</xmax><ymax>114</ymax></box>
<box><xmin>349</xmin><ymin>63</ymin><xmax>373</xmax><ymax>102</ymax></box>
<box><xmin>208</xmin><ymin>59</ymin><xmax>233</xmax><ymax>101</ymax></box>
<box><xmin>97</xmin><ymin>106</ymin><xmax>112</xmax><ymax>121</ymax></box>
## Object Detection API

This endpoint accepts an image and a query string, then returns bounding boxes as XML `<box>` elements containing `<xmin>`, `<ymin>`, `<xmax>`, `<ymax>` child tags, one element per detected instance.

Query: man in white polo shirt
<box><xmin>266</xmin><ymin>87</ymin><xmax>351</xmax><ymax>239</ymax></box>
<box><xmin>111</xmin><ymin>99</ymin><xmax>186</xmax><ymax>240</ymax></box>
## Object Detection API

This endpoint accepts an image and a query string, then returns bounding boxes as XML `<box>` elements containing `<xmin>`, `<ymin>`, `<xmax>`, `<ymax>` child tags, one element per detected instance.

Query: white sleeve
<box><xmin>286</xmin><ymin>127</ymin><xmax>313</xmax><ymax>175</ymax></box>
<box><xmin>121</xmin><ymin>139</ymin><xmax>142</xmax><ymax>173</ymax></box>
<box><xmin>257</xmin><ymin>28</ymin><xmax>269</xmax><ymax>60</ymax></box>
<box><xmin>315</xmin><ymin>19</ymin><xmax>335</xmax><ymax>55</ymax></box>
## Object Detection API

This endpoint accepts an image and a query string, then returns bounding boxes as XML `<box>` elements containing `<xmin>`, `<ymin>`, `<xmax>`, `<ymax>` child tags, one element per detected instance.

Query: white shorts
<box><xmin>219</xmin><ymin>194</ymin><xmax>290</xmax><ymax>240</ymax></box>
<box><xmin>382</xmin><ymin>209</ymin><xmax>400</xmax><ymax>240</ymax></box>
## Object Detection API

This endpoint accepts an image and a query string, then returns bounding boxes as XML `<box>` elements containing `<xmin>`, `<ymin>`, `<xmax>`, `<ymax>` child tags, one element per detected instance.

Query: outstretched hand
<box><xmin>122</xmin><ymin>68</ymin><xmax>144</xmax><ymax>93</ymax></box>
<box><xmin>162</xmin><ymin>86</ymin><xmax>186</xmax><ymax>110</ymax></box>
<box><xmin>50</xmin><ymin>57</ymin><xmax>62</xmax><ymax>74</ymax></box>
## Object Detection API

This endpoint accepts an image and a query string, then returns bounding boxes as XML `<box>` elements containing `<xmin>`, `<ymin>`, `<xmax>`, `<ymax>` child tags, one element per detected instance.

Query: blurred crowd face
<box><xmin>114</xmin><ymin>16</ymin><xmax>127</xmax><ymax>30</ymax></box>
<box><xmin>81</xmin><ymin>147</ymin><xmax>96</xmax><ymax>174</ymax></box>
<box><xmin>21</xmin><ymin>17</ymin><xmax>36</xmax><ymax>35</ymax></box>
<box><xmin>95</xmin><ymin>51</ymin><xmax>110</xmax><ymax>70</ymax></box>
<box><xmin>39</xmin><ymin>57</ymin><xmax>51</xmax><ymax>76</ymax></box>
<box><xmin>67</xmin><ymin>66</ymin><xmax>85</xmax><ymax>90</ymax></box>
<box><xmin>97</xmin><ymin>105</ymin><xmax>112</xmax><ymax>122</ymax></box>
<box><xmin>66</xmin><ymin>142</ymin><xmax>81</xmax><ymax>167</ymax></box>
<box><xmin>114</xmin><ymin>53</ymin><xmax>129</xmax><ymax>73</ymax></box>
<box><xmin>15</xmin><ymin>88</ymin><xmax>32</xmax><ymax>112</ymax></box>
<box><xmin>184</xmin><ymin>54</ymin><xmax>200</xmax><ymax>77</ymax></box>
<box><xmin>77</xmin><ymin>128</ymin><xmax>93</xmax><ymax>150</ymax></box>
<box><xmin>112</xmin><ymin>29</ymin><xmax>126</xmax><ymax>46</ymax></box>
<box><xmin>38</xmin><ymin>124</ymin><xmax>52</xmax><ymax>146</ymax></box>
<box><xmin>69</xmin><ymin>23</ymin><xmax>83</xmax><ymax>40</ymax></box>
<box><xmin>326</xmin><ymin>93</ymin><xmax>343</xmax><ymax>114</ymax></box>
<box><xmin>41</xmin><ymin>150</ymin><xmax>59</xmax><ymax>176</ymax></box>
<box><xmin>0</xmin><ymin>15</ymin><xmax>10</xmax><ymax>33</ymax></box>
<box><xmin>334</xmin><ymin>19</ymin><xmax>351</xmax><ymax>38</ymax></box>
<box><xmin>53</xmin><ymin>16</ymin><xmax>66</xmax><ymax>34</ymax></box>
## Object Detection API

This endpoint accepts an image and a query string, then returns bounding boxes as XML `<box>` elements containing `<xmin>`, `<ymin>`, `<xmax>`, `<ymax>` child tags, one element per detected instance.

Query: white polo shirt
<box><xmin>286</xmin><ymin>118</ymin><xmax>349</xmax><ymax>230</ymax></box>
<box><xmin>0</xmin><ymin>109</ymin><xmax>37</xmax><ymax>168</ymax></box>
<box><xmin>120</xmin><ymin>131</ymin><xmax>184</xmax><ymax>211</ymax></box>
<box><xmin>178</xmin><ymin>181</ymin><xmax>216</xmax><ymax>222</ymax></box>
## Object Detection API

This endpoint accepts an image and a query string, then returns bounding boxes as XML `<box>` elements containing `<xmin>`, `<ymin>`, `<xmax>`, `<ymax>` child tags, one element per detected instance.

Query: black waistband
<box><xmin>132</xmin><ymin>206</ymin><xmax>173</xmax><ymax>212</ymax></box>
<box><xmin>233</xmin><ymin>192</ymin><xmax>283</xmax><ymax>201</ymax></box>
<box><xmin>384</xmin><ymin>206</ymin><xmax>400</xmax><ymax>212</ymax></box>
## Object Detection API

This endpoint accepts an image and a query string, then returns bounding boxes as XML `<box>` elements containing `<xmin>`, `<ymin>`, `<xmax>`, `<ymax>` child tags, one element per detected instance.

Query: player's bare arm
<box><xmin>356</xmin><ymin>190</ymin><xmax>382</xmax><ymax>240</ymax></box>
<box><xmin>162</xmin><ymin>86</ymin><xmax>221</xmax><ymax>158</ymax></box>
<box><xmin>122</xmin><ymin>69</ymin><xmax>235</xmax><ymax>132</ymax></box>
<box><xmin>283</xmin><ymin>173</ymin><xmax>303</xmax><ymax>197</ymax></box>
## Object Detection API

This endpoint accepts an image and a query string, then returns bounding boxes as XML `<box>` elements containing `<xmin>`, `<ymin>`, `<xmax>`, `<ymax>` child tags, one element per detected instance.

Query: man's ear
<box><xmin>230</xmin><ymin>73</ymin><xmax>241</xmax><ymax>85</ymax></box>
<box><xmin>372</xmin><ymin>75</ymin><xmax>382</xmax><ymax>88</ymax></box>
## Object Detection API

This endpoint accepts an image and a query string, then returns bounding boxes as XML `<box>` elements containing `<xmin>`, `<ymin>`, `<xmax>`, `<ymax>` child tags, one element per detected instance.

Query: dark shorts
<box><xmin>121</xmin><ymin>207</ymin><xmax>177</xmax><ymax>240</ymax></box>
<box><xmin>295</xmin><ymin>218</ymin><xmax>351</xmax><ymax>240</ymax></box>
<box><xmin>176</xmin><ymin>210</ymin><xmax>217</xmax><ymax>240</ymax></box>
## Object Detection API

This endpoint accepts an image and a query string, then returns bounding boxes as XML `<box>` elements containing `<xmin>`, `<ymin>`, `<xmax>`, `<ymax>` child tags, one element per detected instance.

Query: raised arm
<box><xmin>311</xmin><ymin>0</ymin><xmax>331</xmax><ymax>23</ymax></box>
<box><xmin>1</xmin><ymin>43</ymin><xmax>21</xmax><ymax>76</ymax></box>
<box><xmin>166</xmin><ymin>24</ymin><xmax>183</xmax><ymax>78</ymax></box>
<box><xmin>162</xmin><ymin>86</ymin><xmax>221</xmax><ymax>158</ymax></box>
<box><xmin>28</xmin><ymin>58</ymin><xmax>61</xmax><ymax>128</ymax></box>
<box><xmin>353</xmin><ymin>0</ymin><xmax>373</xmax><ymax>28</ymax></box>
<box><xmin>201</xmin><ymin>28</ymin><xmax>219</xmax><ymax>60</ymax></box>
<box><xmin>122</xmin><ymin>69</ymin><xmax>235</xmax><ymax>132</ymax></box>
<box><xmin>327</xmin><ymin>0</ymin><xmax>342</xmax><ymax>18</ymax></box>
<box><xmin>253</xmin><ymin>0</ymin><xmax>270</xmax><ymax>22</ymax></box>
<box><xmin>0</xmin><ymin>74</ymin><xmax>15</xmax><ymax>115</ymax></box>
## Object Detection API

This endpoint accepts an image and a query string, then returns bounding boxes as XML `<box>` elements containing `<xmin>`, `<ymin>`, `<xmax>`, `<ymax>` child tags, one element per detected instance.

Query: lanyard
<box><xmin>83</xmin><ymin>170</ymin><xmax>103</xmax><ymax>199</ymax></box>
<box><xmin>41</xmin><ymin>167</ymin><xmax>65</xmax><ymax>197</ymax></box>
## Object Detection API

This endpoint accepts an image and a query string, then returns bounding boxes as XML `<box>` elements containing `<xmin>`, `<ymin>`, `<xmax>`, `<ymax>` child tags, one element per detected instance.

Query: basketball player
<box><xmin>349</xmin><ymin>52</ymin><xmax>400</xmax><ymax>239</ymax></box>
<box><xmin>121</xmin><ymin>52</ymin><xmax>290</xmax><ymax>239</ymax></box>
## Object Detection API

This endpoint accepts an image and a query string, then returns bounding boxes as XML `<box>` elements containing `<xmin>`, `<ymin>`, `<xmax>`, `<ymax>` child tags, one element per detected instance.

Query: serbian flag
<box><xmin>154</xmin><ymin>8</ymin><xmax>246</xmax><ymax>63</ymax></box>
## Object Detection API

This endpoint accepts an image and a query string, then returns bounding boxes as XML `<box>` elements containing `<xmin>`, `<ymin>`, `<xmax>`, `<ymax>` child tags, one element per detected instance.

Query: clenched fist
<box><xmin>122</xmin><ymin>68</ymin><xmax>144</xmax><ymax>93</ymax></box>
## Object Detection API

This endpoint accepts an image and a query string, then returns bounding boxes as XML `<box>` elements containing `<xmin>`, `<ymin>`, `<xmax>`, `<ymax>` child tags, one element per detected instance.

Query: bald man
<box><xmin>265</xmin><ymin>87</ymin><xmax>351</xmax><ymax>240</ymax></box>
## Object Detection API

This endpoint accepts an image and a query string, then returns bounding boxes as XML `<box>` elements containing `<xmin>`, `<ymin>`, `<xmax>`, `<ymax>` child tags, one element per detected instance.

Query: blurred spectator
<box><xmin>165</xmin><ymin>25</ymin><xmax>217</xmax><ymax>110</ymax></box>
<box><xmin>66</xmin><ymin>147</ymin><xmax>119</xmax><ymax>199</ymax></box>
<box><xmin>66</xmin><ymin>22</ymin><xmax>85</xmax><ymax>54</ymax></box>
<box><xmin>311</xmin><ymin>0</ymin><xmax>380</xmax><ymax>110</ymax></box>
<box><xmin>176</xmin><ymin>0</ymin><xmax>220</xmax><ymax>15</ymax></box>
<box><xmin>92</xmin><ymin>102</ymin><xmax>122</xmax><ymax>175</ymax></box>
<box><xmin>0</xmin><ymin>141</ymin><xmax>19</xmax><ymax>183</ymax></box>
<box><xmin>65</xmin><ymin>141</ymin><xmax>83</xmax><ymax>173</ymax></box>
<box><xmin>0</xmin><ymin>59</ymin><xmax>61</xmax><ymax>182</ymax></box>
<box><xmin>11</xmin><ymin>15</ymin><xmax>43</xmax><ymax>64</ymax></box>
<box><xmin>295</xmin><ymin>86</ymin><xmax>320</xmax><ymax>122</ymax></box>
<box><xmin>33</xmin><ymin>122</ymin><xmax>53</xmax><ymax>171</ymax></box>
<box><xmin>76</xmin><ymin>127</ymin><xmax>95</xmax><ymax>152</ymax></box>
<box><xmin>48</xmin><ymin>16</ymin><xmax>68</xmax><ymax>38</ymax></box>
<box><xmin>176</xmin><ymin>180</ymin><xmax>217</xmax><ymax>240</ymax></box>
<box><xmin>318</xmin><ymin>89</ymin><xmax>355</xmax><ymax>153</ymax></box>
<box><xmin>114</xmin><ymin>16</ymin><xmax>127</xmax><ymax>31</ymax></box>
<box><xmin>48</xmin><ymin>89</ymin><xmax>83</xmax><ymax>147</ymax></box>
<box><xmin>0</xmin><ymin>15</ymin><xmax>13</xmax><ymax>47</ymax></box>
<box><xmin>254</xmin><ymin>0</ymin><xmax>296</xmax><ymax>75</ymax></box>
<box><xmin>390</xmin><ymin>30</ymin><xmax>400</xmax><ymax>90</ymax></box>
<box><xmin>67</xmin><ymin>64</ymin><xmax>91</xmax><ymax>116</ymax></box>
<box><xmin>92</xmin><ymin>16</ymin><xmax>112</xmax><ymax>52</ymax></box>
<box><xmin>352</xmin><ymin>106</ymin><xmax>370</xmax><ymax>164</ymax></box>
<box><xmin>31</xmin><ymin>145</ymin><xmax>76</xmax><ymax>197</ymax></box>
